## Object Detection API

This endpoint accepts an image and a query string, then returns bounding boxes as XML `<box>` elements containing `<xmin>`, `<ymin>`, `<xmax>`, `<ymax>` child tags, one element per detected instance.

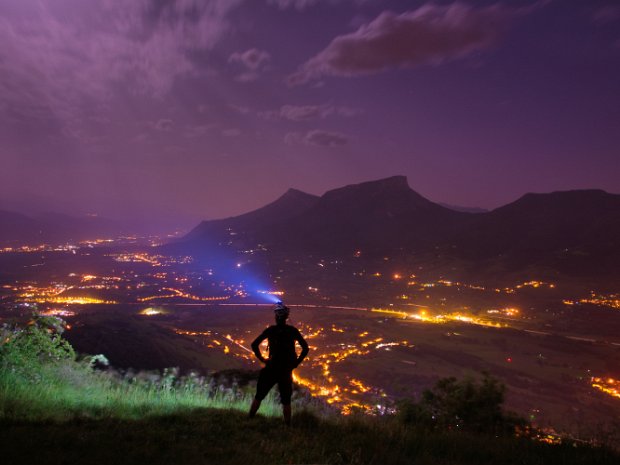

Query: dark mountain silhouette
<box><xmin>439</xmin><ymin>203</ymin><xmax>488</xmax><ymax>214</ymax></box>
<box><xmin>457</xmin><ymin>189</ymin><xmax>620</xmax><ymax>253</ymax></box>
<box><xmin>0</xmin><ymin>210</ymin><xmax>44</xmax><ymax>244</ymax></box>
<box><xmin>178</xmin><ymin>176</ymin><xmax>467</xmax><ymax>256</ymax></box>
<box><xmin>183</xmin><ymin>188</ymin><xmax>319</xmax><ymax>245</ymax></box>
<box><xmin>267</xmin><ymin>176</ymin><xmax>466</xmax><ymax>254</ymax></box>
<box><xmin>453</xmin><ymin>189</ymin><xmax>620</xmax><ymax>274</ymax></box>
<box><xmin>175</xmin><ymin>177</ymin><xmax>620</xmax><ymax>275</ymax></box>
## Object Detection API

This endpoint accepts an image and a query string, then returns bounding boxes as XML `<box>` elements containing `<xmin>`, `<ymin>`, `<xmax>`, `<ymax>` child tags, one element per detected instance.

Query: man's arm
<box><xmin>251</xmin><ymin>330</ymin><xmax>268</xmax><ymax>364</ymax></box>
<box><xmin>294</xmin><ymin>329</ymin><xmax>309</xmax><ymax>367</ymax></box>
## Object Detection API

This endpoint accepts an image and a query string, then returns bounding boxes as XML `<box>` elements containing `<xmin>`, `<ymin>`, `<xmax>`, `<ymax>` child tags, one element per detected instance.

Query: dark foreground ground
<box><xmin>1</xmin><ymin>409</ymin><xmax>618</xmax><ymax>465</ymax></box>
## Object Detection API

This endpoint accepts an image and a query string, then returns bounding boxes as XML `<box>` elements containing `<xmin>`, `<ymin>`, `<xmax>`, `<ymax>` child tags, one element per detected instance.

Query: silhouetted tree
<box><xmin>397</xmin><ymin>374</ymin><xmax>527</xmax><ymax>435</ymax></box>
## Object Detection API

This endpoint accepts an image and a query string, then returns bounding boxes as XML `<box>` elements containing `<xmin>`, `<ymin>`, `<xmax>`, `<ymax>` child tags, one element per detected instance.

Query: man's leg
<box><xmin>282</xmin><ymin>404</ymin><xmax>291</xmax><ymax>426</ymax></box>
<box><xmin>249</xmin><ymin>398</ymin><xmax>261</xmax><ymax>418</ymax></box>
<box><xmin>278</xmin><ymin>370</ymin><xmax>293</xmax><ymax>426</ymax></box>
<box><xmin>250</xmin><ymin>366</ymin><xmax>275</xmax><ymax>418</ymax></box>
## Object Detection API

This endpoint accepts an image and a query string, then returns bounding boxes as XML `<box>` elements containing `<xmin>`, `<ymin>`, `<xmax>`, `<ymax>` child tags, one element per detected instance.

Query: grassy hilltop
<box><xmin>4</xmin><ymin>410</ymin><xmax>619</xmax><ymax>465</ymax></box>
<box><xmin>1</xmin><ymin>315</ymin><xmax>618</xmax><ymax>465</ymax></box>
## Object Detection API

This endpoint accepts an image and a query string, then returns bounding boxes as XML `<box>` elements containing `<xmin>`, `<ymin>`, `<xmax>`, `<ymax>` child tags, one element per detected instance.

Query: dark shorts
<box><xmin>255</xmin><ymin>365</ymin><xmax>293</xmax><ymax>405</ymax></box>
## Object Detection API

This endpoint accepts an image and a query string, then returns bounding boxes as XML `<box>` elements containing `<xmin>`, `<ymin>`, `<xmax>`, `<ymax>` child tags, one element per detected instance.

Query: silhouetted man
<box><xmin>249</xmin><ymin>301</ymin><xmax>309</xmax><ymax>425</ymax></box>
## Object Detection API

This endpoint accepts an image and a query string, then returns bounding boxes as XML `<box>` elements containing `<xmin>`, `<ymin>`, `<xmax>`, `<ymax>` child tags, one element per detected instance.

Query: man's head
<box><xmin>274</xmin><ymin>301</ymin><xmax>289</xmax><ymax>324</ymax></box>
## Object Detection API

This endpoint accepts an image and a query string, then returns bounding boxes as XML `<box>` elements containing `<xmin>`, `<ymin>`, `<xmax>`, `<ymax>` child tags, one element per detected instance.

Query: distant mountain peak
<box><xmin>352</xmin><ymin>175</ymin><xmax>410</xmax><ymax>191</ymax></box>
<box><xmin>371</xmin><ymin>175</ymin><xmax>409</xmax><ymax>187</ymax></box>
<box><xmin>500</xmin><ymin>189</ymin><xmax>618</xmax><ymax>213</ymax></box>
<box><xmin>280</xmin><ymin>188</ymin><xmax>316</xmax><ymax>200</ymax></box>
<box><xmin>180</xmin><ymin>186</ymin><xmax>319</xmax><ymax>243</ymax></box>
<box><xmin>323</xmin><ymin>176</ymin><xmax>412</xmax><ymax>198</ymax></box>
<box><xmin>520</xmin><ymin>189</ymin><xmax>611</xmax><ymax>201</ymax></box>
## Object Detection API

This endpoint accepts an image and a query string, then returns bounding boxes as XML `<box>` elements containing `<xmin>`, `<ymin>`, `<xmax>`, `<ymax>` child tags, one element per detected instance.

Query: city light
<box><xmin>591</xmin><ymin>377</ymin><xmax>620</xmax><ymax>399</ymax></box>
<box><xmin>139</xmin><ymin>307</ymin><xmax>166</xmax><ymax>316</ymax></box>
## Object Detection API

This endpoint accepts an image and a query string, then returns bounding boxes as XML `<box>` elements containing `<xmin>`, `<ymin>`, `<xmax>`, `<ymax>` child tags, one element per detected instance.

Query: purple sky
<box><xmin>1</xmin><ymin>0</ymin><xmax>619</xmax><ymax>227</ymax></box>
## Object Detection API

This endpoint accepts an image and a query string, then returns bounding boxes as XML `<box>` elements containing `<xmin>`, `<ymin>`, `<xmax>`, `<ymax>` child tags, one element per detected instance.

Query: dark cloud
<box><xmin>286</xmin><ymin>129</ymin><xmax>349</xmax><ymax>146</ymax></box>
<box><xmin>287</xmin><ymin>2</ymin><xmax>515</xmax><ymax>85</ymax></box>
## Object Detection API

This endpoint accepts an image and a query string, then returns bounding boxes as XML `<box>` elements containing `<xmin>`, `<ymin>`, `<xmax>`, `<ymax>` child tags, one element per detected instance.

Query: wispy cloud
<box><xmin>268</xmin><ymin>0</ymin><xmax>336</xmax><ymax>11</ymax></box>
<box><xmin>285</xmin><ymin>129</ymin><xmax>349</xmax><ymax>146</ymax></box>
<box><xmin>229</xmin><ymin>48</ymin><xmax>271</xmax><ymax>82</ymax></box>
<box><xmin>261</xmin><ymin>104</ymin><xmax>362</xmax><ymax>121</ymax></box>
<box><xmin>0</xmin><ymin>0</ymin><xmax>242</xmax><ymax>135</ymax></box>
<box><xmin>268</xmin><ymin>0</ymin><xmax>368</xmax><ymax>11</ymax></box>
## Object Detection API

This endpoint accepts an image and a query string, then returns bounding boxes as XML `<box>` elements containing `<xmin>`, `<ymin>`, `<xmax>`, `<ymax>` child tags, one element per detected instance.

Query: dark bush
<box><xmin>397</xmin><ymin>374</ymin><xmax>527</xmax><ymax>435</ymax></box>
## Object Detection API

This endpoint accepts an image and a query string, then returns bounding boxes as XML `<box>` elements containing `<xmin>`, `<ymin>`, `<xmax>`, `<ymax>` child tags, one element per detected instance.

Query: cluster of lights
<box><xmin>291</xmin><ymin>330</ymin><xmax>412</xmax><ymax>413</ymax></box>
<box><xmin>591</xmin><ymin>377</ymin><xmax>620</xmax><ymax>399</ymax></box>
<box><xmin>79</xmin><ymin>239</ymin><xmax>115</xmax><ymax>246</ymax></box>
<box><xmin>435</xmin><ymin>279</ymin><xmax>486</xmax><ymax>291</ymax></box>
<box><xmin>138</xmin><ymin>287</ymin><xmax>230</xmax><ymax>302</ymax></box>
<box><xmin>499</xmin><ymin>281</ymin><xmax>555</xmax><ymax>294</ymax></box>
<box><xmin>36</xmin><ymin>296</ymin><xmax>116</xmax><ymax>305</ymax></box>
<box><xmin>112</xmin><ymin>253</ymin><xmax>162</xmax><ymax>266</ymax></box>
<box><xmin>174</xmin><ymin>329</ymin><xmax>212</xmax><ymax>336</ymax></box>
<box><xmin>486</xmin><ymin>308</ymin><xmax>520</xmax><ymax>317</ymax></box>
<box><xmin>139</xmin><ymin>307</ymin><xmax>166</xmax><ymax>316</ymax></box>
<box><xmin>16</xmin><ymin>284</ymin><xmax>116</xmax><ymax>305</ymax></box>
<box><xmin>371</xmin><ymin>308</ymin><xmax>508</xmax><ymax>328</ymax></box>
<box><xmin>0</xmin><ymin>244</ymin><xmax>80</xmax><ymax>253</ymax></box>
<box><xmin>564</xmin><ymin>294</ymin><xmax>620</xmax><ymax>310</ymax></box>
<box><xmin>18</xmin><ymin>284</ymin><xmax>69</xmax><ymax>299</ymax></box>
<box><xmin>357</xmin><ymin>275</ymin><xmax>553</xmax><ymax>298</ymax></box>
<box><xmin>173</xmin><ymin>319</ymin><xmax>409</xmax><ymax>415</ymax></box>
<box><xmin>257</xmin><ymin>290</ymin><xmax>285</xmax><ymax>296</ymax></box>
<box><xmin>111</xmin><ymin>253</ymin><xmax>193</xmax><ymax>266</ymax></box>
<box><xmin>39</xmin><ymin>308</ymin><xmax>76</xmax><ymax>317</ymax></box>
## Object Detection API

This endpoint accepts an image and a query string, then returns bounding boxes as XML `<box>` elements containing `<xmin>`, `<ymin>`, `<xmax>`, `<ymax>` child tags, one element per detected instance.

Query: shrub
<box><xmin>397</xmin><ymin>374</ymin><xmax>527</xmax><ymax>435</ymax></box>
<box><xmin>0</xmin><ymin>315</ymin><xmax>75</xmax><ymax>375</ymax></box>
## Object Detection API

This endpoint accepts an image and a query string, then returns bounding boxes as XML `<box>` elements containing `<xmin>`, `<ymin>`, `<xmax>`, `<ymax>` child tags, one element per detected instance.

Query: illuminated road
<box><xmin>127</xmin><ymin>300</ymin><xmax>620</xmax><ymax>347</ymax></box>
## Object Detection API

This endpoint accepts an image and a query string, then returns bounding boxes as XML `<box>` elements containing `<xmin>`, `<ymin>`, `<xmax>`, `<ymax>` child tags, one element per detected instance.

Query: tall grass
<box><xmin>0</xmin><ymin>316</ymin><xmax>281</xmax><ymax>421</ymax></box>
<box><xmin>0</xmin><ymin>364</ymin><xmax>282</xmax><ymax>421</ymax></box>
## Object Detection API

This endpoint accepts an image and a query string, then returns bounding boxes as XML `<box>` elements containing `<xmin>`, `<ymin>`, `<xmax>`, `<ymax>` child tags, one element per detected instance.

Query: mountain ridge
<box><xmin>175</xmin><ymin>177</ymin><xmax>620</xmax><ymax>275</ymax></box>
